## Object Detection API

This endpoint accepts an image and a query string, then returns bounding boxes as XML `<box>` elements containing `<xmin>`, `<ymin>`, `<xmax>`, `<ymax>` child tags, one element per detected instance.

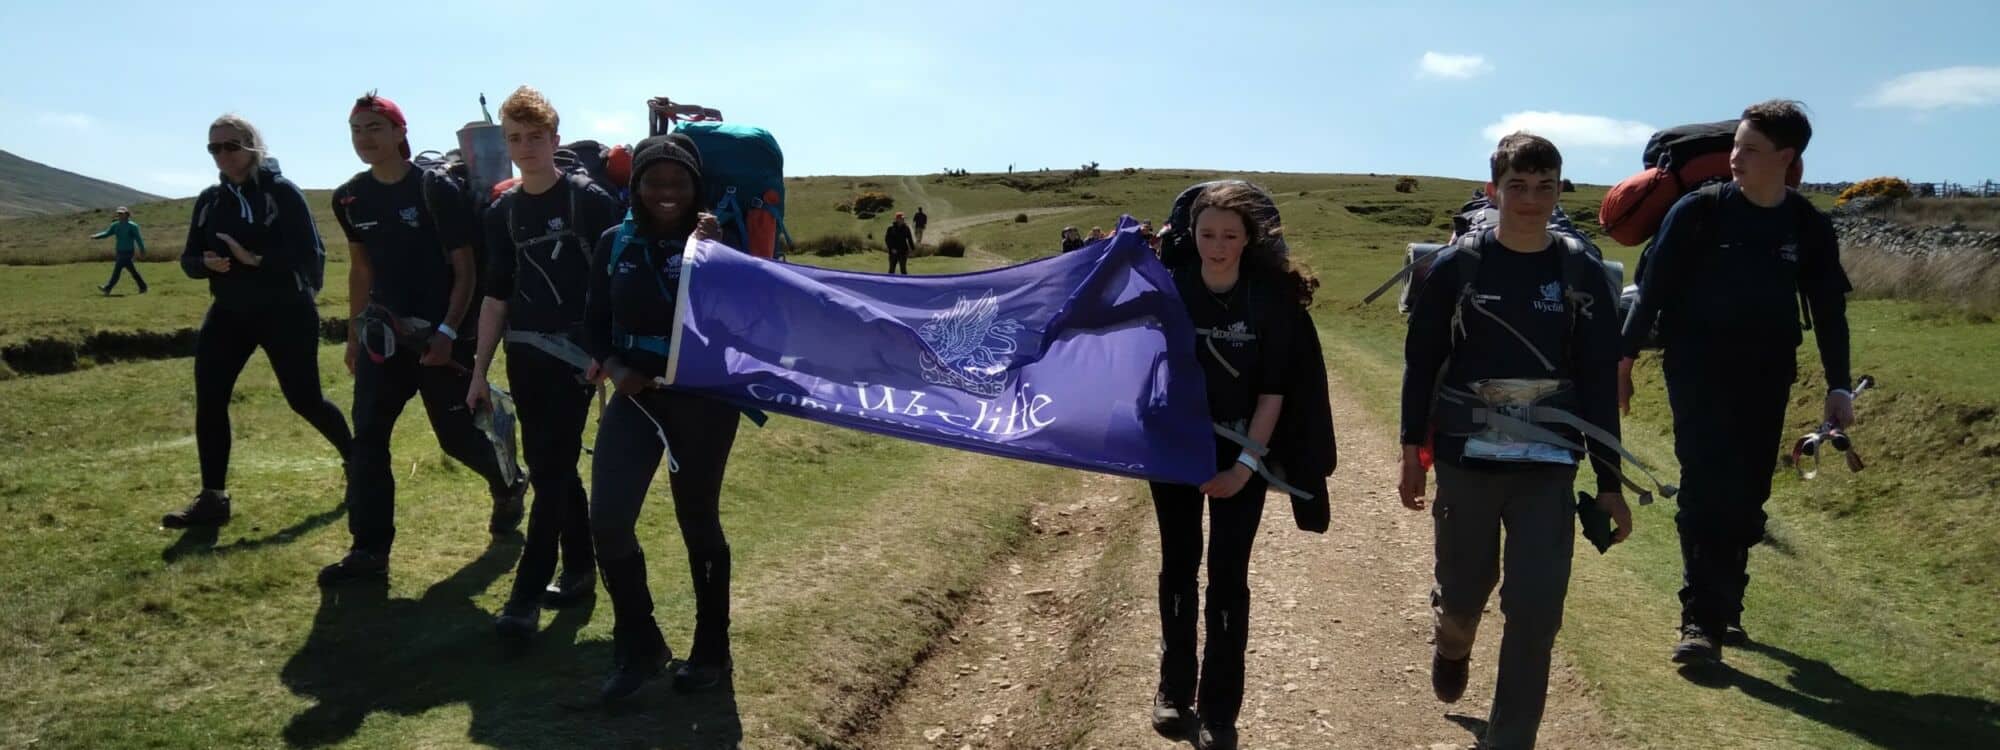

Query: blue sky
<box><xmin>4</xmin><ymin>0</ymin><xmax>1998</xmax><ymax>197</ymax></box>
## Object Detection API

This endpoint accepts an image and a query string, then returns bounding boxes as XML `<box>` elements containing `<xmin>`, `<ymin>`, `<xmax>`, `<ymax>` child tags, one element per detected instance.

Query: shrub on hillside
<box><xmin>1014</xmin><ymin>213</ymin><xmax>1029</xmax><ymax>223</ymax></box>
<box><xmin>795</xmin><ymin>233</ymin><xmax>875</xmax><ymax>257</ymax></box>
<box><xmin>1838</xmin><ymin>177</ymin><xmax>1913</xmax><ymax>207</ymax></box>
<box><xmin>833</xmin><ymin>200</ymin><xmax>854</xmax><ymax>213</ymax></box>
<box><xmin>1394</xmin><ymin>177</ymin><xmax>1419</xmax><ymax>193</ymax></box>
<box><xmin>853</xmin><ymin>191</ymin><xmax>895</xmax><ymax>215</ymax></box>
<box><xmin>937</xmin><ymin>238</ymin><xmax>967</xmax><ymax>258</ymax></box>
<box><xmin>1121</xmin><ymin>167</ymin><xmax>1137</xmax><ymax>175</ymax></box>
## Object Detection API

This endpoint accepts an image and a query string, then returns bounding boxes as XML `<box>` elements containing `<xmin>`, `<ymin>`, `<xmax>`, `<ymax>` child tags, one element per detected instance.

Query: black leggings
<box><xmin>1148</xmin><ymin>461</ymin><xmax>1267</xmax><ymax>727</ymax></box>
<box><xmin>591</xmin><ymin>388</ymin><xmax>740</xmax><ymax>661</ymax></box>
<box><xmin>194</xmin><ymin>300</ymin><xmax>351</xmax><ymax>491</ymax></box>
<box><xmin>503</xmin><ymin>343</ymin><xmax>596</xmax><ymax>606</ymax></box>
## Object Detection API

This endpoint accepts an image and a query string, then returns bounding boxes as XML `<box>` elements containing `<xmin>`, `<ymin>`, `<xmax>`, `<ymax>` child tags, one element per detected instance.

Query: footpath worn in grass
<box><xmin>0</xmin><ymin>345</ymin><xmax>1078</xmax><ymax>748</ymax></box>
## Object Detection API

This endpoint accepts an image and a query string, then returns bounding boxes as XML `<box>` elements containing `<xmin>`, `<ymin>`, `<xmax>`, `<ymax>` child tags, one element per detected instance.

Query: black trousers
<box><xmin>1148</xmin><ymin>451</ymin><xmax>1267</xmax><ymax>727</ymax></box>
<box><xmin>590</xmin><ymin>389</ymin><xmax>740</xmax><ymax>663</ymax></box>
<box><xmin>343</xmin><ymin>336</ymin><xmax>511</xmax><ymax>555</ymax></box>
<box><xmin>502</xmin><ymin>343</ymin><xmax>596</xmax><ymax>607</ymax></box>
<box><xmin>194</xmin><ymin>300</ymin><xmax>351</xmax><ymax>491</ymax></box>
<box><xmin>1664</xmin><ymin>349</ymin><xmax>1797</xmax><ymax>628</ymax></box>
<box><xmin>105</xmin><ymin>255</ymin><xmax>147</xmax><ymax>291</ymax></box>
<box><xmin>887</xmin><ymin>252</ymin><xmax>909</xmax><ymax>275</ymax></box>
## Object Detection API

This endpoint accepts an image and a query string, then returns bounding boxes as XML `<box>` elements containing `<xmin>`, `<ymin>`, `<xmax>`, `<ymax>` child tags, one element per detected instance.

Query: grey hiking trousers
<box><xmin>1432</xmin><ymin>460</ymin><xmax>1577</xmax><ymax>750</ymax></box>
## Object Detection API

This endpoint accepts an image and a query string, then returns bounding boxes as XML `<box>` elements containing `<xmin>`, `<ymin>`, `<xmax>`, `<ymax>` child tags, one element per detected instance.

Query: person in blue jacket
<box><xmin>93</xmin><ymin>206</ymin><xmax>149</xmax><ymax>294</ymax></box>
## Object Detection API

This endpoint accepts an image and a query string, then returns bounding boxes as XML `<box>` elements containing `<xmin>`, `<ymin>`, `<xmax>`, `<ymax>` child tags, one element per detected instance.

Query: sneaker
<box><xmin>542</xmin><ymin>568</ymin><xmax>597</xmax><ymax>610</ymax></box>
<box><xmin>493</xmin><ymin>604</ymin><xmax>539</xmax><ymax>641</ymax></box>
<box><xmin>1432</xmin><ymin>651</ymin><xmax>1470</xmax><ymax>703</ymax></box>
<box><xmin>137</xmin><ymin>286</ymin><xmax>149</xmax><ymax>295</ymax></box>
<box><xmin>1721</xmin><ymin>620</ymin><xmax>1749</xmax><ymax>646</ymax></box>
<box><xmin>1193</xmin><ymin>720</ymin><xmax>1238</xmax><ymax>750</ymax></box>
<box><xmin>489</xmin><ymin>479</ymin><xmax>527</xmax><ymax>536</ymax></box>
<box><xmin>671</xmin><ymin>656</ymin><xmax>732</xmax><ymax>694</ymax></box>
<box><xmin>318</xmin><ymin>549</ymin><xmax>389</xmax><ymax>587</ymax></box>
<box><xmin>97</xmin><ymin>285</ymin><xmax>111</xmax><ymax>296</ymax></box>
<box><xmin>1150</xmin><ymin>689</ymin><xmax>1195</xmax><ymax>740</ymax></box>
<box><xmin>162</xmin><ymin>491</ymin><xmax>232</xmax><ymax>529</ymax></box>
<box><xmin>601</xmin><ymin>641</ymin><xmax>671</xmax><ymax>702</ymax></box>
<box><xmin>1672</xmin><ymin>624</ymin><xmax>1723</xmax><ymax>665</ymax></box>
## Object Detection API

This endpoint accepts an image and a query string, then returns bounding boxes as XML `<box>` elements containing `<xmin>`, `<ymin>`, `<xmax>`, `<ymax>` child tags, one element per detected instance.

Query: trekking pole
<box><xmin>1791</xmin><ymin>374</ymin><xmax>1874</xmax><ymax>479</ymax></box>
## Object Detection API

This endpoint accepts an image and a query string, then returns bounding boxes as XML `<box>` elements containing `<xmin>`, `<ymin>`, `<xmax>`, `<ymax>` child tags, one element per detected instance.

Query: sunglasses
<box><xmin>206</xmin><ymin>141</ymin><xmax>245</xmax><ymax>155</ymax></box>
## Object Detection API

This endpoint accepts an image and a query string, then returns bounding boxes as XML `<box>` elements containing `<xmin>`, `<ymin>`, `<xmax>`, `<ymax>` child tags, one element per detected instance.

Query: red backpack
<box><xmin>1600</xmin><ymin>120</ymin><xmax>1802</xmax><ymax>246</ymax></box>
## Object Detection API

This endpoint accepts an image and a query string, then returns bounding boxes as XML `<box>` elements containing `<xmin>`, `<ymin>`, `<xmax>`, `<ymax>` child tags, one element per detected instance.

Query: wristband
<box><xmin>1235</xmin><ymin>451</ymin><xmax>1261</xmax><ymax>473</ymax></box>
<box><xmin>436</xmin><ymin>324</ymin><xmax>458</xmax><ymax>341</ymax></box>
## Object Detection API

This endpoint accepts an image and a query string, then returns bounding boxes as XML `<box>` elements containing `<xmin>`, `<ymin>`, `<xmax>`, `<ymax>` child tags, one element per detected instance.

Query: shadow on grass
<box><xmin>161</xmin><ymin>502</ymin><xmax>349</xmax><ymax>563</ymax></box>
<box><xmin>1676</xmin><ymin>641</ymin><xmax>2000</xmax><ymax>749</ymax></box>
<box><xmin>279</xmin><ymin>542</ymin><xmax>742</xmax><ymax>749</ymax></box>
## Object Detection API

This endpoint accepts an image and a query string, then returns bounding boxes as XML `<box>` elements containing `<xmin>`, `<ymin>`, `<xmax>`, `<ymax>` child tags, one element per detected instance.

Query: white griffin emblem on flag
<box><xmin>917</xmin><ymin>292</ymin><xmax>1026</xmax><ymax>398</ymax></box>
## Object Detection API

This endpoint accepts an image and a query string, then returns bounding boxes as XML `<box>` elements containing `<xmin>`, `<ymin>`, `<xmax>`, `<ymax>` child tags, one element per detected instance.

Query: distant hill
<box><xmin>0</xmin><ymin>149</ymin><xmax>162</xmax><ymax>219</ymax></box>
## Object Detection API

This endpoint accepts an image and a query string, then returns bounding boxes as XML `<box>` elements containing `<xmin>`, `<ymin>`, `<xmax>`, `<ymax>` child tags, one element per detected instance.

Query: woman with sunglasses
<box><xmin>165</xmin><ymin>114</ymin><xmax>353</xmax><ymax>530</ymax></box>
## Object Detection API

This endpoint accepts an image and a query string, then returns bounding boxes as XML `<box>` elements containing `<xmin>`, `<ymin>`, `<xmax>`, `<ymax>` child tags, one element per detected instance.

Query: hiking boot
<box><xmin>1672</xmin><ymin>624</ymin><xmax>1723</xmax><ymax>665</ymax></box>
<box><xmin>162</xmin><ymin>490</ymin><xmax>231</xmax><ymax>529</ymax></box>
<box><xmin>1721</xmin><ymin>619</ymin><xmax>1749</xmax><ymax>646</ymax></box>
<box><xmin>1193</xmin><ymin>720</ymin><xmax>1239</xmax><ymax>750</ymax></box>
<box><xmin>1150</xmin><ymin>689</ymin><xmax>1195</xmax><ymax>740</ymax></box>
<box><xmin>542</xmin><ymin>567</ymin><xmax>597</xmax><ymax>610</ymax></box>
<box><xmin>489</xmin><ymin>479</ymin><xmax>527</xmax><ymax>537</ymax></box>
<box><xmin>601</xmin><ymin>637</ymin><xmax>671</xmax><ymax>702</ymax></box>
<box><xmin>1432</xmin><ymin>651</ymin><xmax>1470</xmax><ymax>703</ymax></box>
<box><xmin>493</xmin><ymin>603</ymin><xmax>539</xmax><ymax>641</ymax></box>
<box><xmin>137</xmin><ymin>285</ymin><xmax>149</xmax><ymax>294</ymax></box>
<box><xmin>97</xmin><ymin>284</ymin><xmax>111</xmax><ymax>296</ymax></box>
<box><xmin>318</xmin><ymin>549</ymin><xmax>389</xmax><ymax>587</ymax></box>
<box><xmin>671</xmin><ymin>656</ymin><xmax>732</xmax><ymax>694</ymax></box>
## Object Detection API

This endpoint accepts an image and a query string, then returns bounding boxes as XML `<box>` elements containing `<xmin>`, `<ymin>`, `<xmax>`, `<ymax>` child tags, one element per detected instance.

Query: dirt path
<box><xmin>853</xmin><ymin>368</ymin><xmax>1623</xmax><ymax>749</ymax></box>
<box><xmin>928</xmin><ymin>207</ymin><xmax>1084</xmax><ymax>237</ymax></box>
<box><xmin>900</xmin><ymin>176</ymin><xmax>955</xmax><ymax>219</ymax></box>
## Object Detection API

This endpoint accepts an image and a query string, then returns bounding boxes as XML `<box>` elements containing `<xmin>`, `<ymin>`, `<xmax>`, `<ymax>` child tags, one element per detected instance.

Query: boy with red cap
<box><xmin>320</xmin><ymin>91</ymin><xmax>528</xmax><ymax>586</ymax></box>
<box><xmin>885</xmin><ymin>212</ymin><xmax>914</xmax><ymax>275</ymax></box>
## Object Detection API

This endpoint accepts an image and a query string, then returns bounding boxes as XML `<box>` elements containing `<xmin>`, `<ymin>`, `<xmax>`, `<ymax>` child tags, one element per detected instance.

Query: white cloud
<box><xmin>1418</xmin><ymin>52</ymin><xmax>1493</xmax><ymax>80</ymax></box>
<box><xmin>1863</xmin><ymin>66</ymin><xmax>2000</xmax><ymax>110</ymax></box>
<box><xmin>146</xmin><ymin>170</ymin><xmax>213</xmax><ymax>192</ymax></box>
<box><xmin>579</xmin><ymin>111</ymin><xmax>637</xmax><ymax>140</ymax></box>
<box><xmin>37</xmin><ymin>111</ymin><xmax>96</xmax><ymax>129</ymax></box>
<box><xmin>1481</xmin><ymin>111</ymin><xmax>1655</xmax><ymax>148</ymax></box>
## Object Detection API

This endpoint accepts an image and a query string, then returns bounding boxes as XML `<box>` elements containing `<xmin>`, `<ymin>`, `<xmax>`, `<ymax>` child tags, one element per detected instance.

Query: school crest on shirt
<box><xmin>1533</xmin><ymin>281</ymin><xmax>1565</xmax><ymax>313</ymax></box>
<box><xmin>547</xmin><ymin>217</ymin><xmax>566</xmax><ymax>233</ymax></box>
<box><xmin>398</xmin><ymin>207</ymin><xmax>421</xmax><ymax>228</ymax></box>
<box><xmin>917</xmin><ymin>292</ymin><xmax>1024</xmax><ymax>398</ymax></box>
<box><xmin>1225</xmin><ymin>320</ymin><xmax>1250</xmax><ymax>347</ymax></box>
<box><xmin>1777</xmin><ymin>241</ymin><xmax>1800</xmax><ymax>263</ymax></box>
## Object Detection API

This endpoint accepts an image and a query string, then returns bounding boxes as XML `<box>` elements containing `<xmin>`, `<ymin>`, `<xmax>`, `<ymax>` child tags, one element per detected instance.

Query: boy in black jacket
<box><xmin>468</xmin><ymin>86</ymin><xmax>625</xmax><ymax>636</ymax></box>
<box><xmin>1400</xmin><ymin>133</ymin><xmax>1632</xmax><ymax>750</ymax></box>
<box><xmin>319</xmin><ymin>92</ymin><xmax>527</xmax><ymax>586</ymax></box>
<box><xmin>1619</xmin><ymin>100</ymin><xmax>1853</xmax><ymax>664</ymax></box>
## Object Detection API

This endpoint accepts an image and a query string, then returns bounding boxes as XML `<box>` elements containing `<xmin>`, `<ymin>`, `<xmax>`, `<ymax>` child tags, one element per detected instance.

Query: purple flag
<box><xmin>664</xmin><ymin>218</ymin><xmax>1215</xmax><ymax>485</ymax></box>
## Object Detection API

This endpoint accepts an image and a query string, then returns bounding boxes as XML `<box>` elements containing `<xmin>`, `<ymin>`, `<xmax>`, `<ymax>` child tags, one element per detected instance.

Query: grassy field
<box><xmin>1</xmin><ymin>169</ymin><xmax>1996</xmax><ymax>748</ymax></box>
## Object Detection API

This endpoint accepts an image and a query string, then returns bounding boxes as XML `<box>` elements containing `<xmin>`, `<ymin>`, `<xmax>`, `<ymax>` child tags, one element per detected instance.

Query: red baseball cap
<box><xmin>352</xmin><ymin>92</ymin><xmax>411</xmax><ymax>159</ymax></box>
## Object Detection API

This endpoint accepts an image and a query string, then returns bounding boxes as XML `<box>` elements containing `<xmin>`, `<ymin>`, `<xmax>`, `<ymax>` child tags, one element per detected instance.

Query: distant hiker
<box><xmin>92</xmin><ymin>206</ymin><xmax>148</xmax><ymax>294</ymax></box>
<box><xmin>164</xmin><ymin>112</ymin><xmax>352</xmax><ymax>530</ymax></box>
<box><xmin>1400</xmin><ymin>133</ymin><xmax>1632</xmax><ymax>750</ymax></box>
<box><xmin>1619</xmin><ymin>100</ymin><xmax>1853</xmax><ymax>665</ymax></box>
<box><xmin>913</xmin><ymin>206</ymin><xmax>929</xmax><ymax>244</ymax></box>
<box><xmin>1087</xmin><ymin>226</ymin><xmax>1106</xmax><ymax>242</ymax></box>
<box><xmin>467</xmin><ymin>86</ymin><xmax>624</xmax><ymax>640</ymax></box>
<box><xmin>885</xmin><ymin>212</ymin><xmax>915</xmax><ymax>274</ymax></box>
<box><xmin>1148</xmin><ymin>183</ymin><xmax>1319</xmax><ymax>750</ymax></box>
<box><xmin>583</xmin><ymin>135</ymin><xmax>743</xmax><ymax>700</ymax></box>
<box><xmin>318</xmin><ymin>92</ymin><xmax>528</xmax><ymax>587</ymax></box>
<box><xmin>1140</xmin><ymin>219</ymin><xmax>1161</xmax><ymax>254</ymax></box>
<box><xmin>1060</xmin><ymin>226</ymin><xmax>1084</xmax><ymax>253</ymax></box>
